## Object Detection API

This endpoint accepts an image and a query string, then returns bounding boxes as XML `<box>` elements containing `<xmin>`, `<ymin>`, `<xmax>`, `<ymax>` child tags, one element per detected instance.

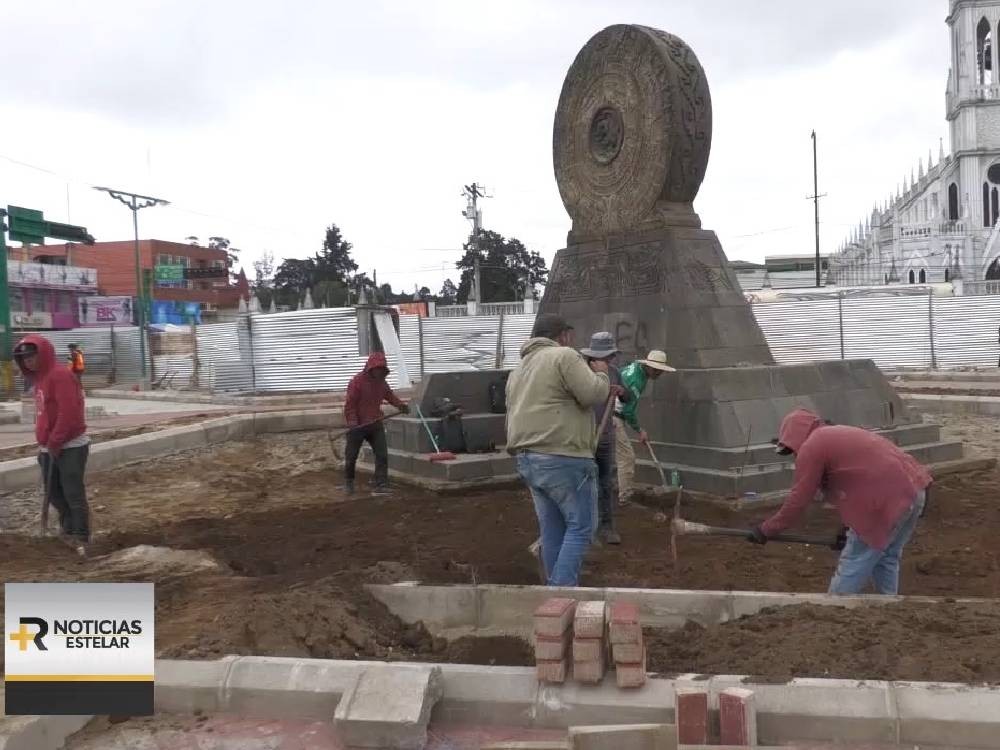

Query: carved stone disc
<box><xmin>553</xmin><ymin>25</ymin><xmax>713</xmax><ymax>235</ymax></box>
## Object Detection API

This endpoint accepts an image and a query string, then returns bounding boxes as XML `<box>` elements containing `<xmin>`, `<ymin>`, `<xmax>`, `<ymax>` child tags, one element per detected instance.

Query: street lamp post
<box><xmin>93</xmin><ymin>187</ymin><xmax>169</xmax><ymax>381</ymax></box>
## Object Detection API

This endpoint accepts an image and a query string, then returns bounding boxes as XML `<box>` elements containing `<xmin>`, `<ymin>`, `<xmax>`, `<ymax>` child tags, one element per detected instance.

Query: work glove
<box><xmin>747</xmin><ymin>525</ymin><xmax>768</xmax><ymax>545</ymax></box>
<box><xmin>831</xmin><ymin>526</ymin><xmax>848</xmax><ymax>552</ymax></box>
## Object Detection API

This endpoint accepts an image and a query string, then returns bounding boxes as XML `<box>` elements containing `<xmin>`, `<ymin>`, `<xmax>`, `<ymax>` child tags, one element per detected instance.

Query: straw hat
<box><xmin>637</xmin><ymin>350</ymin><xmax>675</xmax><ymax>372</ymax></box>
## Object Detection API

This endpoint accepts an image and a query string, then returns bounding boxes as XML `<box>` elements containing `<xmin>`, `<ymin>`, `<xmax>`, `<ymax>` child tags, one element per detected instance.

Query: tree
<box><xmin>273</xmin><ymin>258</ymin><xmax>316</xmax><ymax>307</ymax></box>
<box><xmin>438</xmin><ymin>279</ymin><xmax>458</xmax><ymax>305</ymax></box>
<box><xmin>251</xmin><ymin>250</ymin><xmax>276</xmax><ymax>309</ymax></box>
<box><xmin>252</xmin><ymin>250</ymin><xmax>275</xmax><ymax>291</ymax></box>
<box><xmin>315</xmin><ymin>224</ymin><xmax>358</xmax><ymax>282</ymax></box>
<box><xmin>455</xmin><ymin>230</ymin><xmax>548</xmax><ymax>303</ymax></box>
<box><xmin>417</xmin><ymin>286</ymin><xmax>431</xmax><ymax>300</ymax></box>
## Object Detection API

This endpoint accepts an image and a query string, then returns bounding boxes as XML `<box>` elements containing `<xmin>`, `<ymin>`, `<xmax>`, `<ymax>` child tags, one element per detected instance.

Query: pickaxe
<box><xmin>669</xmin><ymin>492</ymin><xmax>841</xmax><ymax>562</ymax></box>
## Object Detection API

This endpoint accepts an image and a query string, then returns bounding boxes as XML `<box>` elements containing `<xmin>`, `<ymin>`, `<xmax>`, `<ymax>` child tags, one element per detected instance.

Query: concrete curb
<box><xmin>0</xmin><ymin>714</ymin><xmax>91</xmax><ymax>750</ymax></box>
<box><xmin>150</xmin><ymin>656</ymin><xmax>1000</xmax><ymax>748</ymax></box>
<box><xmin>904</xmin><ymin>392</ymin><xmax>1000</xmax><ymax>416</ymax></box>
<box><xmin>0</xmin><ymin>409</ymin><xmax>346</xmax><ymax>493</ymax></box>
<box><xmin>365</xmin><ymin>582</ymin><xmax>990</xmax><ymax>635</ymax></box>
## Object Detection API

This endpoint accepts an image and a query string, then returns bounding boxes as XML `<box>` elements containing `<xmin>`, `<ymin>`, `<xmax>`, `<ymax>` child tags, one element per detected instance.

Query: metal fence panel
<box><xmin>197</xmin><ymin>320</ymin><xmax>254</xmax><ymax>392</ymax></box>
<box><xmin>751</xmin><ymin>300</ymin><xmax>842</xmax><ymax>364</ymax></box>
<box><xmin>419</xmin><ymin>315</ymin><xmax>501</xmax><ymax>372</ymax></box>
<box><xmin>501</xmin><ymin>314</ymin><xmax>537</xmax><ymax>368</ymax></box>
<box><xmin>12</xmin><ymin>326</ymin><xmax>146</xmax><ymax>387</ymax></box>
<box><xmin>249</xmin><ymin>307</ymin><xmax>409</xmax><ymax>392</ymax></box>
<box><xmin>842</xmin><ymin>296</ymin><xmax>932</xmax><ymax>369</ymax></box>
<box><xmin>933</xmin><ymin>295</ymin><xmax>1000</xmax><ymax>368</ymax></box>
<box><xmin>397</xmin><ymin>314</ymin><xmax>422</xmax><ymax>378</ymax></box>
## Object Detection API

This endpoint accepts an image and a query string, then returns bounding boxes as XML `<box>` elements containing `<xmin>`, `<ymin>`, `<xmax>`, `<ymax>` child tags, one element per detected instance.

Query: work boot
<box><xmin>370</xmin><ymin>485</ymin><xmax>392</xmax><ymax>497</ymax></box>
<box><xmin>599</xmin><ymin>524</ymin><xmax>622</xmax><ymax>546</ymax></box>
<box><xmin>344</xmin><ymin>479</ymin><xmax>355</xmax><ymax>496</ymax></box>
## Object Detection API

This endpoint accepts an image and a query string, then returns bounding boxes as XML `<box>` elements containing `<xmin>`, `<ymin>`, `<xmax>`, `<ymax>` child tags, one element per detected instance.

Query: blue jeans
<box><xmin>828</xmin><ymin>490</ymin><xmax>926</xmax><ymax>595</ymax></box>
<box><xmin>516</xmin><ymin>452</ymin><xmax>597</xmax><ymax>587</ymax></box>
<box><xmin>595</xmin><ymin>439</ymin><xmax>616</xmax><ymax>531</ymax></box>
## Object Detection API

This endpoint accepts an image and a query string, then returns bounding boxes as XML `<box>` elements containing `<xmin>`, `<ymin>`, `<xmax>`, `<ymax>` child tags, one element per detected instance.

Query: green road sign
<box><xmin>7</xmin><ymin>206</ymin><xmax>45</xmax><ymax>244</ymax></box>
<box><xmin>7</xmin><ymin>206</ymin><xmax>94</xmax><ymax>245</ymax></box>
<box><xmin>46</xmin><ymin>221</ymin><xmax>95</xmax><ymax>245</ymax></box>
<box><xmin>155</xmin><ymin>265</ymin><xmax>185</xmax><ymax>283</ymax></box>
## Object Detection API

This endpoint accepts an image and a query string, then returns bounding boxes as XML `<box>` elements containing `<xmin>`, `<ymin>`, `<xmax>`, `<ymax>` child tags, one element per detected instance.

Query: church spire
<box><xmin>939</xmin><ymin>137</ymin><xmax>945</xmax><ymax>162</ymax></box>
<box><xmin>918</xmin><ymin>157</ymin><xmax>924</xmax><ymax>179</ymax></box>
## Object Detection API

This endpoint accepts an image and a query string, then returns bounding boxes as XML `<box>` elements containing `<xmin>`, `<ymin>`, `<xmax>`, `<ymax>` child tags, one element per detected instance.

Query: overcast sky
<box><xmin>1</xmin><ymin>0</ymin><xmax>951</xmax><ymax>294</ymax></box>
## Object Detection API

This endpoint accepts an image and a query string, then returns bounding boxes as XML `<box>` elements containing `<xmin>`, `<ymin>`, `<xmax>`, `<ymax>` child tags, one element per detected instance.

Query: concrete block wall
<box><xmin>638</xmin><ymin>360</ymin><xmax>914</xmax><ymax>449</ymax></box>
<box><xmin>151</xmin><ymin>656</ymin><xmax>1000</xmax><ymax>747</ymax></box>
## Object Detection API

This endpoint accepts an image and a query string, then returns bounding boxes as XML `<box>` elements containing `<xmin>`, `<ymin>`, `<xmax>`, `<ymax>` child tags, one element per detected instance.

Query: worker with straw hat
<box><xmin>614</xmin><ymin>350</ymin><xmax>675</xmax><ymax>506</ymax></box>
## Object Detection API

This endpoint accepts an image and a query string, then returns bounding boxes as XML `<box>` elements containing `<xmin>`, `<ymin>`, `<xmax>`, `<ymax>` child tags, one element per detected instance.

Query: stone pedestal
<box><xmin>541</xmin><ymin>227</ymin><xmax>773</xmax><ymax>368</ymax></box>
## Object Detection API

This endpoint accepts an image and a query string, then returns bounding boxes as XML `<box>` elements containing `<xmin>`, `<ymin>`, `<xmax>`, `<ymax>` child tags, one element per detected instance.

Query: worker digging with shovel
<box><xmin>748</xmin><ymin>408</ymin><xmax>932</xmax><ymax>595</ymax></box>
<box><xmin>343</xmin><ymin>352</ymin><xmax>410</xmax><ymax>497</ymax></box>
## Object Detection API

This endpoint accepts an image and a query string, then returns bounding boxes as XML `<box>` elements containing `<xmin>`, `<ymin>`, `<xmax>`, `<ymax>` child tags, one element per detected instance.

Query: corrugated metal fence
<box><xmin>752</xmin><ymin>292</ymin><xmax>1000</xmax><ymax>369</ymax></box>
<box><xmin>12</xmin><ymin>327</ymin><xmax>145</xmax><ymax>389</ymax></box>
<box><xmin>25</xmin><ymin>295</ymin><xmax>1000</xmax><ymax>394</ymax></box>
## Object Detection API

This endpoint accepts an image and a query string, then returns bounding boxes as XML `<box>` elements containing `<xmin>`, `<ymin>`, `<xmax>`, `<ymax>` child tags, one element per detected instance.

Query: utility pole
<box><xmin>808</xmin><ymin>131</ymin><xmax>827</xmax><ymax>288</ymax></box>
<box><xmin>94</xmin><ymin>187</ymin><xmax>169</xmax><ymax>380</ymax></box>
<box><xmin>463</xmin><ymin>183</ymin><xmax>489</xmax><ymax>302</ymax></box>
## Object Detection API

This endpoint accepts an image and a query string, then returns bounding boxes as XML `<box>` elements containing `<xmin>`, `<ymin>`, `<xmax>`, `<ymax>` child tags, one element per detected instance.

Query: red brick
<box><xmin>536</xmin><ymin>658</ymin><xmax>568</xmax><ymax>684</ymax></box>
<box><xmin>614</xmin><ymin>647</ymin><xmax>646</xmax><ymax>689</ymax></box>
<box><xmin>608</xmin><ymin>601</ymin><xmax>642</xmax><ymax>644</ymax></box>
<box><xmin>534</xmin><ymin>598</ymin><xmax>577</xmax><ymax>638</ymax></box>
<box><xmin>612</xmin><ymin>638</ymin><xmax>644</xmax><ymax>665</ymax></box>
<box><xmin>534</xmin><ymin>631</ymin><xmax>572</xmax><ymax>661</ymax></box>
<box><xmin>675</xmin><ymin>688</ymin><xmax>709</xmax><ymax>745</ymax></box>
<box><xmin>572</xmin><ymin>637</ymin><xmax>604</xmax><ymax>663</ymax></box>
<box><xmin>573</xmin><ymin>600</ymin><xmax>606</xmax><ymax>639</ymax></box>
<box><xmin>720</xmin><ymin>687</ymin><xmax>757</xmax><ymax>747</ymax></box>
<box><xmin>573</xmin><ymin>657</ymin><xmax>606</xmax><ymax>685</ymax></box>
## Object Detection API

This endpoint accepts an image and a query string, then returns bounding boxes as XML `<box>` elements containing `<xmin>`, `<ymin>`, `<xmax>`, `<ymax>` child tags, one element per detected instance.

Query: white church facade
<box><xmin>831</xmin><ymin>0</ymin><xmax>1000</xmax><ymax>291</ymax></box>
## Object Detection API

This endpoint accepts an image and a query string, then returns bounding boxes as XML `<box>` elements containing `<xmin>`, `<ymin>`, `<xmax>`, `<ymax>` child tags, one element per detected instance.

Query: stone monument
<box><xmin>538</xmin><ymin>25</ymin><xmax>963</xmax><ymax>494</ymax></box>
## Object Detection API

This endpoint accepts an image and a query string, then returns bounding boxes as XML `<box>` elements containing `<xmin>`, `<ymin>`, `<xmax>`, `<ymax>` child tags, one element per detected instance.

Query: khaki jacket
<box><xmin>505</xmin><ymin>337</ymin><xmax>610</xmax><ymax>458</ymax></box>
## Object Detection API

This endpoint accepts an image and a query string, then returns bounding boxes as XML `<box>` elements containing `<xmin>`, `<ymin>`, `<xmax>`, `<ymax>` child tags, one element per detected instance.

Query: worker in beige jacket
<box><xmin>506</xmin><ymin>314</ymin><xmax>611</xmax><ymax>586</ymax></box>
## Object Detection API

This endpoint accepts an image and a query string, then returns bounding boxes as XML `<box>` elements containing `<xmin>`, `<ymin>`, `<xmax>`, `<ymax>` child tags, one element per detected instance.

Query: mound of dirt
<box><xmin>647</xmin><ymin>600</ymin><xmax>1000</xmax><ymax>683</ymax></box>
<box><xmin>100</xmin><ymin>545</ymin><xmax>226</xmax><ymax>578</ymax></box>
<box><xmin>157</xmin><ymin>577</ymin><xmax>531</xmax><ymax>668</ymax></box>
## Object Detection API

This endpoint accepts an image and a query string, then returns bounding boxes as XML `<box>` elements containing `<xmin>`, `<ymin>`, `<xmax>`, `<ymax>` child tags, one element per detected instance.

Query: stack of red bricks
<box><xmin>534</xmin><ymin>597</ymin><xmax>576</xmax><ymax>684</ymax></box>
<box><xmin>609</xmin><ymin>601</ymin><xmax>646</xmax><ymax>688</ymax></box>
<box><xmin>533</xmin><ymin>598</ymin><xmax>646</xmax><ymax>689</ymax></box>
<box><xmin>676</xmin><ymin>685</ymin><xmax>758</xmax><ymax>747</ymax></box>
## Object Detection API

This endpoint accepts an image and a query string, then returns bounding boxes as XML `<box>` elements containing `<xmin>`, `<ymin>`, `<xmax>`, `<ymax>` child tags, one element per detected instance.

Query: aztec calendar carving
<box><xmin>553</xmin><ymin>25</ymin><xmax>713</xmax><ymax>235</ymax></box>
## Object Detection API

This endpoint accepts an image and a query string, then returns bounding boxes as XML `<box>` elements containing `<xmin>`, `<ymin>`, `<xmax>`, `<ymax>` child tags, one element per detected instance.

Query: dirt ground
<box><xmin>0</xmin><ymin>415</ymin><xmax>997</xmax><ymax>681</ymax></box>
<box><xmin>647</xmin><ymin>600</ymin><xmax>1000</xmax><ymax>683</ymax></box>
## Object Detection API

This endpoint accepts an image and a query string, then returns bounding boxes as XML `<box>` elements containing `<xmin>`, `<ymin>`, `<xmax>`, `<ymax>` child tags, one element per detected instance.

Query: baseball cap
<box><xmin>532</xmin><ymin>313</ymin><xmax>574</xmax><ymax>340</ymax></box>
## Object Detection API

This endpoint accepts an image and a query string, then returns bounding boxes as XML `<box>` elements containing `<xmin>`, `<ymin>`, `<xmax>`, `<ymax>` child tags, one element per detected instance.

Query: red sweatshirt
<box><xmin>761</xmin><ymin>409</ymin><xmax>932</xmax><ymax>550</ymax></box>
<box><xmin>344</xmin><ymin>352</ymin><xmax>405</xmax><ymax>427</ymax></box>
<box><xmin>17</xmin><ymin>334</ymin><xmax>87</xmax><ymax>455</ymax></box>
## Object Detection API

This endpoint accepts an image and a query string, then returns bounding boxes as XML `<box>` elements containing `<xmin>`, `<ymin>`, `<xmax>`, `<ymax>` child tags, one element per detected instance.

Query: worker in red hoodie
<box><xmin>343</xmin><ymin>352</ymin><xmax>409</xmax><ymax>495</ymax></box>
<box><xmin>749</xmin><ymin>408</ymin><xmax>932</xmax><ymax>595</ymax></box>
<box><xmin>14</xmin><ymin>335</ymin><xmax>90</xmax><ymax>554</ymax></box>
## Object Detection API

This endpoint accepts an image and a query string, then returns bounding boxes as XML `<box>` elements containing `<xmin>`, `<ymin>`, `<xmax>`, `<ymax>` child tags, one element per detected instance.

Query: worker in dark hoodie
<box><xmin>343</xmin><ymin>352</ymin><xmax>409</xmax><ymax>495</ymax></box>
<box><xmin>14</xmin><ymin>335</ymin><xmax>90</xmax><ymax>555</ymax></box>
<box><xmin>750</xmin><ymin>408</ymin><xmax>932</xmax><ymax>595</ymax></box>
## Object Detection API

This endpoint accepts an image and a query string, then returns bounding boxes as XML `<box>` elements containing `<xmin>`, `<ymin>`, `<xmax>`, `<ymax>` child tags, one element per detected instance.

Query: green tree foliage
<box><xmin>455</xmin><ymin>230</ymin><xmax>547</xmax><ymax>303</ymax></box>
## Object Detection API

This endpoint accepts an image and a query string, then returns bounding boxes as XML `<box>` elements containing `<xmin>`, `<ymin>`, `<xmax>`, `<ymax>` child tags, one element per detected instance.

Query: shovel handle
<box><xmin>676</xmin><ymin>520</ymin><xmax>833</xmax><ymax>546</ymax></box>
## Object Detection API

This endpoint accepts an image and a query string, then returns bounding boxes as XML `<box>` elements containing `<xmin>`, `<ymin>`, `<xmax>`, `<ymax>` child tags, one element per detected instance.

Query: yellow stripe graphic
<box><xmin>4</xmin><ymin>675</ymin><xmax>154</xmax><ymax>682</ymax></box>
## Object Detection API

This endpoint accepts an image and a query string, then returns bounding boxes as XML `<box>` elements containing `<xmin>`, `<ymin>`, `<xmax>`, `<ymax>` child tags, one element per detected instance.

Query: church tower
<box><xmin>947</xmin><ymin>0</ymin><xmax>1000</xmax><ymax>229</ymax></box>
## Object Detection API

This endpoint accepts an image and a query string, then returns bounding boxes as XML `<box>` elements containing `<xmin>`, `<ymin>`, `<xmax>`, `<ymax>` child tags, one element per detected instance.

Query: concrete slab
<box><xmin>334</xmin><ymin>665</ymin><xmax>443</xmax><ymax>749</ymax></box>
<box><xmin>568</xmin><ymin>724</ymin><xmax>676</xmax><ymax>750</ymax></box>
<box><xmin>0</xmin><ymin>714</ymin><xmax>92</xmax><ymax>750</ymax></box>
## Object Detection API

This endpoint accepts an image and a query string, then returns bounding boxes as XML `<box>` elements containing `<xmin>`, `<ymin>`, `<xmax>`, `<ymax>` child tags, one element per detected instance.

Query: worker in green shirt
<box><xmin>614</xmin><ymin>350</ymin><xmax>675</xmax><ymax>505</ymax></box>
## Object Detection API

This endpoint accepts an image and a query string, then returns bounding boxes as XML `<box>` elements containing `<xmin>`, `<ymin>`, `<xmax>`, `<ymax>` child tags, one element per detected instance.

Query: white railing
<box><xmin>962</xmin><ymin>280</ymin><xmax>1000</xmax><ymax>296</ymax></box>
<box><xmin>8</xmin><ymin>260</ymin><xmax>98</xmax><ymax>289</ymax></box>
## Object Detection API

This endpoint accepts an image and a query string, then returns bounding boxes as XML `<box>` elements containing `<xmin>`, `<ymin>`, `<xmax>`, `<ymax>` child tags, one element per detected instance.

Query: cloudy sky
<box><xmin>2</xmin><ymin>0</ymin><xmax>951</xmax><ymax>294</ymax></box>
